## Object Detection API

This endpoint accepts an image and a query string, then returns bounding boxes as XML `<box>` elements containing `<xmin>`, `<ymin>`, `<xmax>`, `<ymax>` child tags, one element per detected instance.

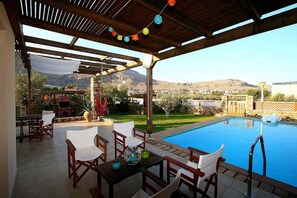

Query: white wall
<box><xmin>0</xmin><ymin>3</ymin><xmax>17</xmax><ymax>198</ymax></box>
<box><xmin>272</xmin><ymin>83</ymin><xmax>297</xmax><ymax>97</ymax></box>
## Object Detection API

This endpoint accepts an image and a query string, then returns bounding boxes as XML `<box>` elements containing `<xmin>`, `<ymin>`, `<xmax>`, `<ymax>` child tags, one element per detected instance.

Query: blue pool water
<box><xmin>163</xmin><ymin>117</ymin><xmax>297</xmax><ymax>187</ymax></box>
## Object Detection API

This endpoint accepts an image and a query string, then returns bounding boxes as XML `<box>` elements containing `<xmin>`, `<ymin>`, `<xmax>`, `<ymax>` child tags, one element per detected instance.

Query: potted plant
<box><xmin>81</xmin><ymin>100</ymin><xmax>94</xmax><ymax>122</ymax></box>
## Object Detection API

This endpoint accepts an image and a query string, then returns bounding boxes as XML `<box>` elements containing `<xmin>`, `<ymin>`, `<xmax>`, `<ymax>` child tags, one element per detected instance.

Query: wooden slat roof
<box><xmin>3</xmin><ymin>0</ymin><xmax>297</xmax><ymax>76</ymax></box>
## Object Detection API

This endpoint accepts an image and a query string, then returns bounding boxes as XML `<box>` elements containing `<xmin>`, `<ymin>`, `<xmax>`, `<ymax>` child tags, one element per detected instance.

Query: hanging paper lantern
<box><xmin>108</xmin><ymin>26</ymin><xmax>113</xmax><ymax>32</ymax></box>
<box><xmin>124</xmin><ymin>36</ymin><xmax>130</xmax><ymax>43</ymax></box>
<box><xmin>168</xmin><ymin>0</ymin><xmax>176</xmax><ymax>6</ymax></box>
<box><xmin>111</xmin><ymin>31</ymin><xmax>117</xmax><ymax>37</ymax></box>
<box><xmin>154</xmin><ymin>15</ymin><xmax>162</xmax><ymax>25</ymax></box>
<box><xmin>132</xmin><ymin>34</ymin><xmax>139</xmax><ymax>41</ymax></box>
<box><xmin>142</xmin><ymin>27</ymin><xmax>149</xmax><ymax>35</ymax></box>
<box><xmin>117</xmin><ymin>35</ymin><xmax>123</xmax><ymax>41</ymax></box>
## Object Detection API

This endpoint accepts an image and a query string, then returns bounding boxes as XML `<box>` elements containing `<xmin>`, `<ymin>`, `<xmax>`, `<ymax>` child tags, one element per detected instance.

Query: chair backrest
<box><xmin>42</xmin><ymin>110</ymin><xmax>54</xmax><ymax>115</ymax></box>
<box><xmin>151</xmin><ymin>169</ymin><xmax>181</xmax><ymax>198</ymax></box>
<box><xmin>197</xmin><ymin>144</ymin><xmax>224</xmax><ymax>187</ymax></box>
<box><xmin>42</xmin><ymin>113</ymin><xmax>55</xmax><ymax>126</ymax></box>
<box><xmin>66</xmin><ymin>127</ymin><xmax>98</xmax><ymax>150</ymax></box>
<box><xmin>113</xmin><ymin>121</ymin><xmax>134</xmax><ymax>137</ymax></box>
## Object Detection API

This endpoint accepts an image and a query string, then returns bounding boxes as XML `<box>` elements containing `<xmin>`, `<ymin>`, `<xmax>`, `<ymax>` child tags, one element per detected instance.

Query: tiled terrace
<box><xmin>12</xmin><ymin>119</ymin><xmax>292</xmax><ymax>198</ymax></box>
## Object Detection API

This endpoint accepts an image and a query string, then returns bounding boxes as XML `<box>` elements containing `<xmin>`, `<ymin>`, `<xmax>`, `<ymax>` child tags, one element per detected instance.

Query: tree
<box><xmin>15</xmin><ymin>71</ymin><xmax>48</xmax><ymax>106</ymax></box>
<box><xmin>271</xmin><ymin>93</ymin><xmax>285</xmax><ymax>101</ymax></box>
<box><xmin>102</xmin><ymin>84</ymin><xmax>129</xmax><ymax>105</ymax></box>
<box><xmin>245</xmin><ymin>88</ymin><xmax>270</xmax><ymax>100</ymax></box>
<box><xmin>155</xmin><ymin>92</ymin><xmax>179</xmax><ymax>118</ymax></box>
<box><xmin>155</xmin><ymin>89</ymin><xmax>191</xmax><ymax>118</ymax></box>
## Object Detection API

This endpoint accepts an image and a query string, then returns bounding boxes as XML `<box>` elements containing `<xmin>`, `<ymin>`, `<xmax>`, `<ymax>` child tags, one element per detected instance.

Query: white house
<box><xmin>272</xmin><ymin>81</ymin><xmax>297</xmax><ymax>97</ymax></box>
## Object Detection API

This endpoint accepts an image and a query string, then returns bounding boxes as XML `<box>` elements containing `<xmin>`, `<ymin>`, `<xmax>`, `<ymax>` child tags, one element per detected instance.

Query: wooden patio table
<box><xmin>16</xmin><ymin>114</ymin><xmax>41</xmax><ymax>143</ymax></box>
<box><xmin>96</xmin><ymin>151</ymin><xmax>163</xmax><ymax>198</ymax></box>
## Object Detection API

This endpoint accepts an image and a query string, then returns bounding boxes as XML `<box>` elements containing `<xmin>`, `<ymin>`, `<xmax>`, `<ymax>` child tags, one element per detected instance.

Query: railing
<box><xmin>244</xmin><ymin>133</ymin><xmax>267</xmax><ymax>198</ymax></box>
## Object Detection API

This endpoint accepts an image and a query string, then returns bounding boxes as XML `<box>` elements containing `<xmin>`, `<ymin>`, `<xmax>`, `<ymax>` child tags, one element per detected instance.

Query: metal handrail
<box><xmin>244</xmin><ymin>133</ymin><xmax>267</xmax><ymax>198</ymax></box>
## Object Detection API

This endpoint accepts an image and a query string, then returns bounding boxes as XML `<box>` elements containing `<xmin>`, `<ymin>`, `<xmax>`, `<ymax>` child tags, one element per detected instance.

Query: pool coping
<box><xmin>149</xmin><ymin>115</ymin><xmax>297</xmax><ymax>197</ymax></box>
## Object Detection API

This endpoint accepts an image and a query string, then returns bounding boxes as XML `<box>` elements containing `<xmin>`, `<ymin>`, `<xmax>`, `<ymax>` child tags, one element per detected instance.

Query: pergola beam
<box><xmin>26</xmin><ymin>46</ymin><xmax>126</xmax><ymax>65</ymax></box>
<box><xmin>157</xmin><ymin>8</ymin><xmax>297</xmax><ymax>60</ymax></box>
<box><xmin>34</xmin><ymin>0</ymin><xmax>181</xmax><ymax>48</ymax></box>
<box><xmin>237</xmin><ymin>0</ymin><xmax>261</xmax><ymax>22</ymax></box>
<box><xmin>132</xmin><ymin>0</ymin><xmax>212</xmax><ymax>37</ymax></box>
<box><xmin>80</xmin><ymin>61</ymin><xmax>117</xmax><ymax>69</ymax></box>
<box><xmin>3</xmin><ymin>0</ymin><xmax>30</xmax><ymax>68</ymax></box>
<box><xmin>24</xmin><ymin>36</ymin><xmax>140</xmax><ymax>62</ymax></box>
<box><xmin>21</xmin><ymin>17</ymin><xmax>156</xmax><ymax>54</ymax></box>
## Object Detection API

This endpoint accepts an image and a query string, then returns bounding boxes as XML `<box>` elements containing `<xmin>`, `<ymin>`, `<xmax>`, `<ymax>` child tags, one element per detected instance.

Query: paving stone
<box><xmin>274</xmin><ymin>187</ymin><xmax>290</xmax><ymax>198</ymax></box>
<box><xmin>234</xmin><ymin>173</ymin><xmax>247</xmax><ymax>182</ymax></box>
<box><xmin>168</xmin><ymin>148</ymin><xmax>177</xmax><ymax>153</ymax></box>
<box><xmin>179</xmin><ymin>152</ymin><xmax>188</xmax><ymax>157</ymax></box>
<box><xmin>251</xmin><ymin>179</ymin><xmax>260</xmax><ymax>187</ymax></box>
<box><xmin>259</xmin><ymin>182</ymin><xmax>274</xmax><ymax>193</ymax></box>
<box><xmin>159</xmin><ymin>144</ymin><xmax>167</xmax><ymax>149</ymax></box>
<box><xmin>173</xmin><ymin>150</ymin><xmax>182</xmax><ymax>155</ymax></box>
<box><xmin>219</xmin><ymin>166</ymin><xmax>227</xmax><ymax>173</ymax></box>
<box><xmin>224</xmin><ymin>170</ymin><xmax>237</xmax><ymax>178</ymax></box>
<box><xmin>162</xmin><ymin>146</ymin><xmax>171</xmax><ymax>150</ymax></box>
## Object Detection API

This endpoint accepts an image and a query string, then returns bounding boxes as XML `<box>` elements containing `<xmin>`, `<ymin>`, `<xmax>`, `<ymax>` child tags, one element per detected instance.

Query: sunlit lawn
<box><xmin>105</xmin><ymin>113</ymin><xmax>215</xmax><ymax>133</ymax></box>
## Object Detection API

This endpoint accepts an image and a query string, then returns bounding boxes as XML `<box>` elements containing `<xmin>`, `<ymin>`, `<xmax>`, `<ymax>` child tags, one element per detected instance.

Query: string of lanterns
<box><xmin>108</xmin><ymin>0</ymin><xmax>176</xmax><ymax>43</ymax></box>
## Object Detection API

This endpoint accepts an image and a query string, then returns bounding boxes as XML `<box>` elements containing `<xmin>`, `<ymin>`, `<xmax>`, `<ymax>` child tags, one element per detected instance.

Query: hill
<box><xmin>16</xmin><ymin>64</ymin><xmax>262</xmax><ymax>92</ymax></box>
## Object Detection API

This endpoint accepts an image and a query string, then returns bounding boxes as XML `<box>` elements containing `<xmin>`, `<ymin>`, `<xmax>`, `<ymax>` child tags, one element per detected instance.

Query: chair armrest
<box><xmin>96</xmin><ymin>135</ymin><xmax>109</xmax><ymax>162</ymax></box>
<box><xmin>112</xmin><ymin>130</ymin><xmax>127</xmax><ymax>138</ymax></box>
<box><xmin>96</xmin><ymin>135</ymin><xmax>109</xmax><ymax>149</ymax></box>
<box><xmin>164</xmin><ymin>156</ymin><xmax>205</xmax><ymax>177</ymax></box>
<box><xmin>65</xmin><ymin>139</ymin><xmax>76</xmax><ymax>152</ymax></box>
<box><xmin>188</xmin><ymin>147</ymin><xmax>226</xmax><ymax>162</ymax></box>
<box><xmin>133</xmin><ymin>128</ymin><xmax>147</xmax><ymax>141</ymax></box>
<box><xmin>139</xmin><ymin>167</ymin><xmax>168</xmax><ymax>194</ymax></box>
<box><xmin>140</xmin><ymin>168</ymin><xmax>168</xmax><ymax>188</ymax></box>
<box><xmin>97</xmin><ymin>135</ymin><xmax>109</xmax><ymax>144</ymax></box>
<box><xmin>188</xmin><ymin>146</ymin><xmax>208</xmax><ymax>155</ymax></box>
<box><xmin>134</xmin><ymin>128</ymin><xmax>147</xmax><ymax>133</ymax></box>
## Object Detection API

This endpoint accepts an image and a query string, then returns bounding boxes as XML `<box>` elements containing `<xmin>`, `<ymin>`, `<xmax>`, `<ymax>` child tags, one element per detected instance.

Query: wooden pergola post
<box><xmin>27</xmin><ymin>67</ymin><xmax>32</xmax><ymax>115</ymax></box>
<box><xmin>146</xmin><ymin>67</ymin><xmax>153</xmax><ymax>134</ymax></box>
<box><xmin>145</xmin><ymin>60</ymin><xmax>157</xmax><ymax>135</ymax></box>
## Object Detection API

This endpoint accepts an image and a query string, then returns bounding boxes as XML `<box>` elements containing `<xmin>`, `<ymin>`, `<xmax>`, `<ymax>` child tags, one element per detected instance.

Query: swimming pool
<box><xmin>162</xmin><ymin>117</ymin><xmax>297</xmax><ymax>187</ymax></box>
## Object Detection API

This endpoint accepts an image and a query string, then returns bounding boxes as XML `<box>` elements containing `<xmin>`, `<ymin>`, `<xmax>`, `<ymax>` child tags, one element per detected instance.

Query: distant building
<box><xmin>272</xmin><ymin>81</ymin><xmax>297</xmax><ymax>97</ymax></box>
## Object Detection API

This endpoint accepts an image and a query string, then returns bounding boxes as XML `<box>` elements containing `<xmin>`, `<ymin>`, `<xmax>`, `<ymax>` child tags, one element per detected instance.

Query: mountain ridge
<box><xmin>16</xmin><ymin>65</ymin><xmax>264</xmax><ymax>92</ymax></box>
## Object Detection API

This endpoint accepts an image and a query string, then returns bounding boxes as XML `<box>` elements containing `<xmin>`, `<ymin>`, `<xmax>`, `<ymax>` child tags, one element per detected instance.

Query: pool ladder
<box><xmin>244</xmin><ymin>134</ymin><xmax>267</xmax><ymax>198</ymax></box>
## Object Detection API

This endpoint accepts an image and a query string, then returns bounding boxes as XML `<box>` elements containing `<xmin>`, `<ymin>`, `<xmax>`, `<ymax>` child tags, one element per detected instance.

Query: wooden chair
<box><xmin>165</xmin><ymin>145</ymin><xmax>224</xmax><ymax>198</ymax></box>
<box><xmin>28</xmin><ymin>113</ymin><xmax>55</xmax><ymax>141</ymax></box>
<box><xmin>112</xmin><ymin>121</ymin><xmax>147</xmax><ymax>159</ymax></box>
<box><xmin>132</xmin><ymin>168</ymin><xmax>183</xmax><ymax>198</ymax></box>
<box><xmin>66</xmin><ymin>126</ymin><xmax>109</xmax><ymax>188</ymax></box>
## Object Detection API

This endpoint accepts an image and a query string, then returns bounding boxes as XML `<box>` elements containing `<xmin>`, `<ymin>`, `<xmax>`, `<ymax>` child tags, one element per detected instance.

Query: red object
<box><xmin>111</xmin><ymin>31</ymin><xmax>117</xmax><ymax>37</ymax></box>
<box><xmin>168</xmin><ymin>0</ymin><xmax>176</xmax><ymax>6</ymax></box>
<box><xmin>132</xmin><ymin>34</ymin><xmax>139</xmax><ymax>41</ymax></box>
<box><xmin>96</xmin><ymin>97</ymin><xmax>108</xmax><ymax>116</ymax></box>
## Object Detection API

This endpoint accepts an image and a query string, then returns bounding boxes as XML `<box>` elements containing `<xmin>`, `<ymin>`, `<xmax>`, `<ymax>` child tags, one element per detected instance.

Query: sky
<box><xmin>23</xmin><ymin>5</ymin><xmax>297</xmax><ymax>86</ymax></box>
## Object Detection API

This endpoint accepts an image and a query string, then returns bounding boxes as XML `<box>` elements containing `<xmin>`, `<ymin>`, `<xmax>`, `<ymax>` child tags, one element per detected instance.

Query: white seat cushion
<box><xmin>126</xmin><ymin>137</ymin><xmax>143</xmax><ymax>148</ymax></box>
<box><xmin>76</xmin><ymin>145</ymin><xmax>103</xmax><ymax>161</ymax></box>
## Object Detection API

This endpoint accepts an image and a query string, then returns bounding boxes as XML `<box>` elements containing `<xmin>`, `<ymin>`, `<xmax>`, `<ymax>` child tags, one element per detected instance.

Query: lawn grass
<box><xmin>105</xmin><ymin>113</ymin><xmax>215</xmax><ymax>133</ymax></box>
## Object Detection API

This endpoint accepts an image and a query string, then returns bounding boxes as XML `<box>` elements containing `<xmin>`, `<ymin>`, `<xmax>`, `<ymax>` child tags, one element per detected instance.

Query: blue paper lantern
<box><xmin>108</xmin><ymin>26</ymin><xmax>113</xmax><ymax>32</ymax></box>
<box><xmin>154</xmin><ymin>15</ymin><xmax>162</xmax><ymax>25</ymax></box>
<box><xmin>124</xmin><ymin>36</ymin><xmax>130</xmax><ymax>43</ymax></box>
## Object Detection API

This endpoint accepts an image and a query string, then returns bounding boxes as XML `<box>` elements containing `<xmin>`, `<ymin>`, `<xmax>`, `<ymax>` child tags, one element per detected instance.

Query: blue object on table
<box><xmin>112</xmin><ymin>159</ymin><xmax>121</xmax><ymax>170</ymax></box>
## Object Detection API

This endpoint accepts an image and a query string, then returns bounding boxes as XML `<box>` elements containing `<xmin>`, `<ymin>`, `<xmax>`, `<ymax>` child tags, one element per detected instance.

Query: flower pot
<box><xmin>83</xmin><ymin>111</ymin><xmax>93</xmax><ymax>122</ymax></box>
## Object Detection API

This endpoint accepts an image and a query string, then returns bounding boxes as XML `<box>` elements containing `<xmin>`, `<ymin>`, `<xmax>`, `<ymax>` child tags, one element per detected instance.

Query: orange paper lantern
<box><xmin>132</xmin><ymin>34</ymin><xmax>139</xmax><ymax>41</ymax></box>
<box><xmin>111</xmin><ymin>31</ymin><xmax>117</xmax><ymax>37</ymax></box>
<box><xmin>168</xmin><ymin>0</ymin><xmax>176</xmax><ymax>6</ymax></box>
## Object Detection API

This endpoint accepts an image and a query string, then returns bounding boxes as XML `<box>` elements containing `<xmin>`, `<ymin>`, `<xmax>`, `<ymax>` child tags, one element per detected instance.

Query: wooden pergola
<box><xmin>3</xmin><ymin>0</ymin><xmax>297</xmax><ymax>132</ymax></box>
